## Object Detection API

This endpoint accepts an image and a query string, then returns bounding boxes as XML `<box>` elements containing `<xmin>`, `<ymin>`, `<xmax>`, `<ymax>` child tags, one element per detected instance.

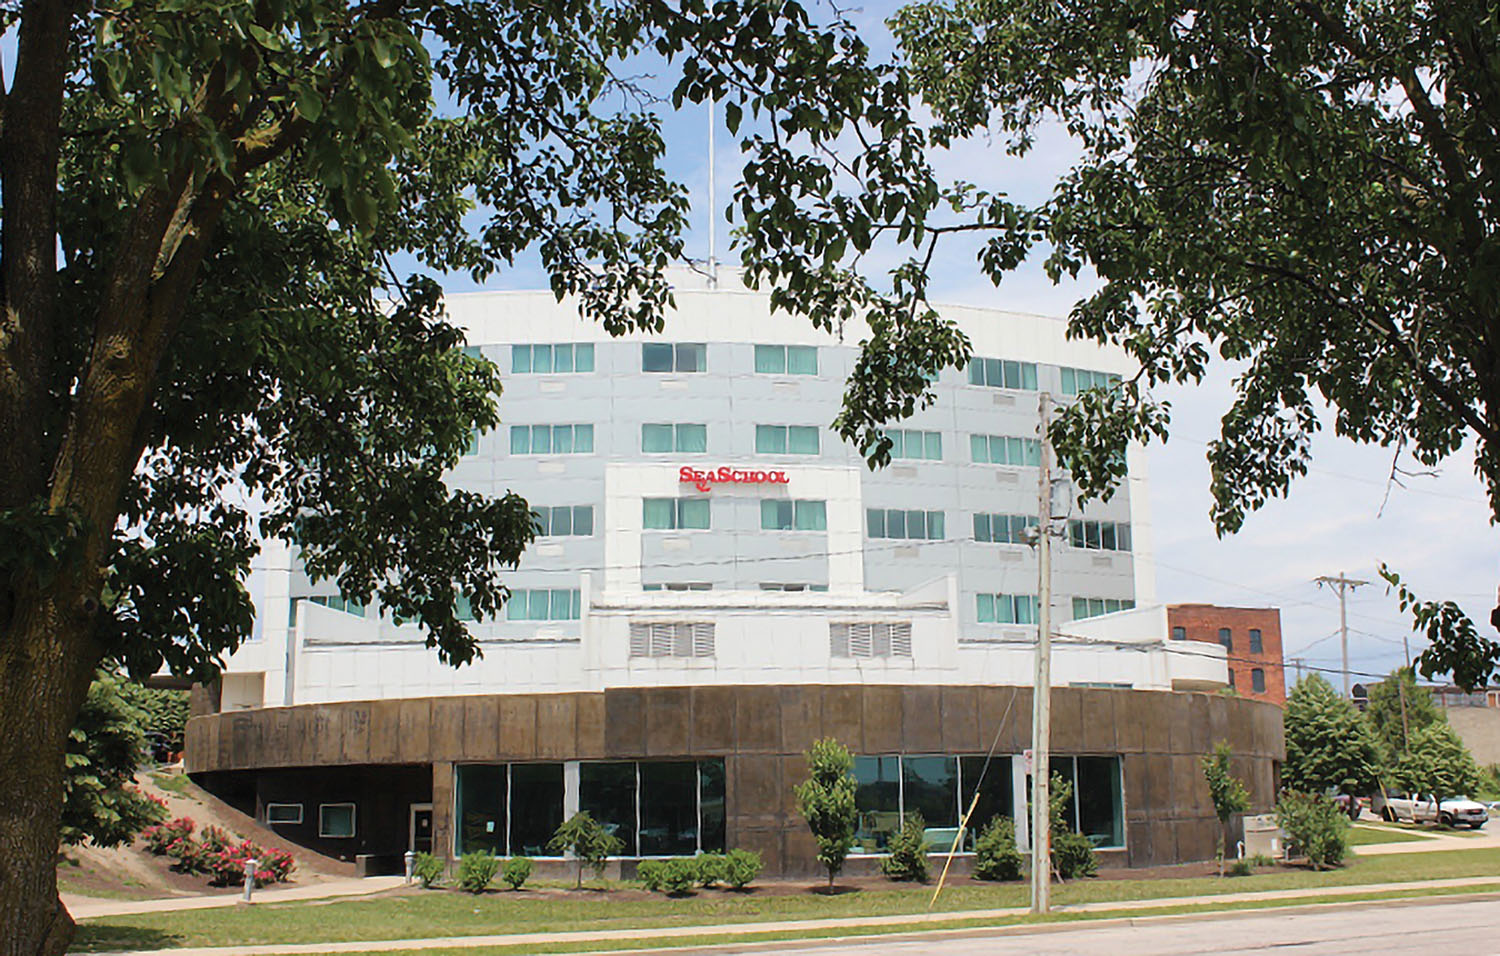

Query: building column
<box><xmin>432</xmin><ymin>761</ymin><xmax>455</xmax><ymax>864</ymax></box>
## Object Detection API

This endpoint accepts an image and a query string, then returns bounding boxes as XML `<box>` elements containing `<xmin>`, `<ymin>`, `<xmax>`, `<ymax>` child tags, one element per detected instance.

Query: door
<box><xmin>409</xmin><ymin>803</ymin><xmax>434</xmax><ymax>855</ymax></box>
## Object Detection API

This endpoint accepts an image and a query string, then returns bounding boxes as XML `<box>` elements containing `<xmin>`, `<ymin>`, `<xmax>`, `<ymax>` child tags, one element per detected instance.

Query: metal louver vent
<box><xmin>830</xmin><ymin>622</ymin><xmax>913</xmax><ymax>659</ymax></box>
<box><xmin>628</xmin><ymin>622</ymin><xmax>716</xmax><ymax>658</ymax></box>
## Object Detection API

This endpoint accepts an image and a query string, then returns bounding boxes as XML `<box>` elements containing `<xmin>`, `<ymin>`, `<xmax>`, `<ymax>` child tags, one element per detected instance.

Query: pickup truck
<box><xmin>1372</xmin><ymin>791</ymin><xmax>1489</xmax><ymax>828</ymax></box>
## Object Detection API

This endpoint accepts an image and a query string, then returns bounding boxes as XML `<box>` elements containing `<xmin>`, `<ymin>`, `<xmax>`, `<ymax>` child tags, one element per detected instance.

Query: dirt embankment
<box><xmin>59</xmin><ymin>767</ymin><xmax>351</xmax><ymax>903</ymax></box>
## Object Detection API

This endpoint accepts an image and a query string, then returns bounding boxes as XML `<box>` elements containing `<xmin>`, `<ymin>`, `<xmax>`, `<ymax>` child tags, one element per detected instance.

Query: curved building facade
<box><xmin>188</xmin><ymin>270</ymin><xmax>1283</xmax><ymax>875</ymax></box>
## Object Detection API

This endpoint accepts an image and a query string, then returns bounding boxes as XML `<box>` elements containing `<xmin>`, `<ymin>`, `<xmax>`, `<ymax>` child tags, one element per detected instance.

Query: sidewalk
<box><xmin>66</xmin><ymin>876</ymin><xmax>407</xmax><ymax>920</ymax></box>
<box><xmin>93</xmin><ymin>874</ymin><xmax>1500</xmax><ymax>956</ymax></box>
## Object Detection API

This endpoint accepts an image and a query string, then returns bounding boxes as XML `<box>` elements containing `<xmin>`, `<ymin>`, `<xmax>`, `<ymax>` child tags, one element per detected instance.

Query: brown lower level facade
<box><xmin>184</xmin><ymin>684</ymin><xmax>1284</xmax><ymax>876</ymax></box>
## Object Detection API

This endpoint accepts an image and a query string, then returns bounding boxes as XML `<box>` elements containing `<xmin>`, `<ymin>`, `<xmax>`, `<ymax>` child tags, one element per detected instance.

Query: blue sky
<box><xmin>428</xmin><ymin>0</ymin><xmax>1500</xmax><ymax>691</ymax></box>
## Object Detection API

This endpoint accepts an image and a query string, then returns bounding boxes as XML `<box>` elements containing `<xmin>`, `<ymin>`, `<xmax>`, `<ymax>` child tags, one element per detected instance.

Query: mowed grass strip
<box><xmin>72</xmin><ymin>847</ymin><xmax>1500</xmax><ymax>953</ymax></box>
<box><xmin>1348</xmin><ymin>825</ymin><xmax>1438</xmax><ymax>845</ymax></box>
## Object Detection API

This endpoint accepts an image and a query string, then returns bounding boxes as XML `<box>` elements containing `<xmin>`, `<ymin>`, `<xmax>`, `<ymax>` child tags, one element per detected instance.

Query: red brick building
<box><xmin>1167</xmin><ymin>605</ymin><xmax>1286</xmax><ymax>706</ymax></box>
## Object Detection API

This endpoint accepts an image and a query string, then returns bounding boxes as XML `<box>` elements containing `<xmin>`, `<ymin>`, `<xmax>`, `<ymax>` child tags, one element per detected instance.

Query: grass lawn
<box><xmin>73</xmin><ymin>847</ymin><xmax>1500</xmax><ymax>953</ymax></box>
<box><xmin>1348</xmin><ymin>825</ymin><xmax>1435</xmax><ymax>846</ymax></box>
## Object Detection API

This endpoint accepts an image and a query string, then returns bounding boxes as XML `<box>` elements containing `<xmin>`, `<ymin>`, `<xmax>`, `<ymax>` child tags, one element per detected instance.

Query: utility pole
<box><xmin>1291</xmin><ymin>658</ymin><xmax>1305</xmax><ymax>684</ymax></box>
<box><xmin>1030</xmin><ymin>392</ymin><xmax>1055</xmax><ymax>915</ymax></box>
<box><xmin>1315</xmin><ymin>572</ymin><xmax>1367</xmax><ymax>698</ymax></box>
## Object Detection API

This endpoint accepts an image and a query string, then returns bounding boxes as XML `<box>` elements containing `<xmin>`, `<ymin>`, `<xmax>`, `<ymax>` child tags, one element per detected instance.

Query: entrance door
<box><xmin>409</xmin><ymin>803</ymin><xmax>434</xmax><ymax>854</ymax></box>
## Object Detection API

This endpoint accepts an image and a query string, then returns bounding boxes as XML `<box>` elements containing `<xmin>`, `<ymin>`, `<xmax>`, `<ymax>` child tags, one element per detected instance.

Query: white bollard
<box><xmin>242</xmin><ymin>858</ymin><xmax>259</xmax><ymax>903</ymax></box>
<box><xmin>404</xmin><ymin>850</ymin><xmax>416</xmax><ymax>884</ymax></box>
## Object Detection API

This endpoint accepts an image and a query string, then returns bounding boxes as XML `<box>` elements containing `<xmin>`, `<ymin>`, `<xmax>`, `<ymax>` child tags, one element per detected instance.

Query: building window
<box><xmin>970</xmin><ymin>434</ymin><xmax>1042</xmax><ymax>467</ymax></box>
<box><xmin>1067</xmin><ymin>519</ymin><xmax>1133</xmax><ymax>552</ymax></box>
<box><xmin>830</xmin><ymin>622</ymin><xmax>913</xmax><ymax>658</ymax></box>
<box><xmin>509</xmin><ymin>423</ymin><xmax>594</xmax><ymax>455</ymax></box>
<box><xmin>883</xmin><ymin>429</ymin><xmax>943</xmax><ymax>461</ymax></box>
<box><xmin>967</xmin><ymin>357</ymin><xmax>1038</xmax><ymax>390</ymax></box>
<box><xmin>761</xmin><ymin>499</ymin><xmax>827</xmax><ymax>531</ymax></box>
<box><xmin>629</xmin><ymin>622</ymin><xmax>716</xmax><ymax>658</ymax></box>
<box><xmin>973</xmin><ymin>513</ymin><xmax>1036</xmax><ymax>544</ymax></box>
<box><xmin>462</xmin><ymin>428</ymin><xmax>480</xmax><ymax>457</ymax></box>
<box><xmin>867</xmin><ymin>508</ymin><xmax>945</xmax><ymax>541</ymax></box>
<box><xmin>512</xmin><ymin>343</ymin><xmax>595</xmax><ymax>374</ymax></box>
<box><xmin>1050</xmin><ymin>755</ymin><xmax>1126</xmax><ymax>848</ymax></box>
<box><xmin>505</xmin><ymin>588</ymin><xmax>581</xmax><ymax>621</ymax></box>
<box><xmin>265</xmin><ymin>803</ymin><xmax>303</xmax><ymax>825</ymax></box>
<box><xmin>1219</xmin><ymin>627</ymin><xmax>1233</xmax><ymax>651</ymax></box>
<box><xmin>1071</xmin><ymin>597</ymin><xmax>1135</xmax><ymax>619</ymax></box>
<box><xmin>642</xmin><ymin>582</ymin><xmax>713</xmax><ymax>591</ymax></box>
<box><xmin>643</xmin><ymin>497</ymin><xmax>710</xmax><ymax>530</ymax></box>
<box><xmin>318</xmin><ymin>803</ymin><xmax>356</xmax><ymax>838</ymax></box>
<box><xmin>1228</xmin><ymin>670</ymin><xmax>1237</xmax><ymax>690</ymax></box>
<box><xmin>1249</xmin><ymin>629</ymin><xmax>1263</xmax><ymax>654</ymax></box>
<box><xmin>641</xmin><ymin>422</ymin><xmax>708</xmax><ymax>454</ymax></box>
<box><xmin>642</xmin><ymin>342</ymin><xmax>706</xmax><ymax>373</ymax></box>
<box><xmin>573</xmin><ymin>759</ymin><xmax>726</xmax><ymax>858</ymax></box>
<box><xmin>1171</xmin><ymin>626</ymin><xmax>1186</xmax><ymax>641</ymax></box>
<box><xmin>1252</xmin><ymin>668</ymin><xmax>1267</xmax><ymax>693</ymax></box>
<box><xmin>754</xmin><ymin>344</ymin><xmax>818</xmax><ymax>375</ymax></box>
<box><xmin>755</xmin><ymin>424</ymin><xmax>820</xmax><ymax>455</ymax></box>
<box><xmin>301</xmin><ymin>595</ymin><xmax>365</xmax><ymax>617</ymax></box>
<box><xmin>533</xmin><ymin>505</ymin><xmax>594</xmax><ymax>537</ymax></box>
<box><xmin>1060</xmin><ymin>367</ymin><xmax>1121</xmax><ymax>395</ymax></box>
<box><xmin>852</xmin><ymin>754</ymin><xmax>1023</xmax><ymax>854</ymax></box>
<box><xmin>760</xmin><ymin>582</ymin><xmax>829</xmax><ymax>592</ymax></box>
<box><xmin>977</xmin><ymin>593</ymin><xmax>1039</xmax><ymax>625</ymax></box>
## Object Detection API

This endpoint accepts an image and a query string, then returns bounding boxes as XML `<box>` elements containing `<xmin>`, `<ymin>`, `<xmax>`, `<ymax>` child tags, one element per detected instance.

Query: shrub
<box><xmin>661</xmin><ymin>857</ymin><xmax>699</xmax><ymax>895</ymax></box>
<box><xmin>142</xmin><ymin>817</ymin><xmax>195</xmax><ymax>854</ymax></box>
<box><xmin>795</xmin><ymin>738</ymin><xmax>859</xmax><ymax>889</ymax></box>
<box><xmin>199</xmin><ymin>825</ymin><xmax>233</xmax><ymax>853</ymax></box>
<box><xmin>166</xmin><ymin>837</ymin><xmax>208</xmax><ymax>875</ymax></box>
<box><xmin>257</xmin><ymin>846</ymin><xmax>296</xmax><ymax>882</ymax></box>
<box><xmin>502</xmin><ymin>856</ymin><xmax>534</xmax><ymax>890</ymax></box>
<box><xmin>1227</xmin><ymin>858</ymin><xmax>1254</xmax><ymax>877</ymax></box>
<box><xmin>723</xmin><ymin>848</ymin><xmax>762</xmax><ymax>889</ymax></box>
<box><xmin>637</xmin><ymin>859</ymin><xmax>667</xmax><ymax>892</ymax></box>
<box><xmin>1051</xmin><ymin>830</ymin><xmax>1099</xmax><ymax>880</ymax></box>
<box><xmin>880</xmin><ymin>813</ymin><xmax>929</xmax><ymax>882</ymax></box>
<box><xmin>1276</xmin><ymin>790</ymin><xmax>1349</xmax><ymax>870</ymax></box>
<box><xmin>457</xmin><ymin>852</ymin><xmax>500</xmax><ymax>893</ymax></box>
<box><xmin>1248</xmin><ymin>853</ymin><xmax>1276</xmax><ymax>867</ymax></box>
<box><xmin>973</xmin><ymin>816</ymin><xmax>1023</xmax><ymax>882</ymax></box>
<box><xmin>412</xmin><ymin>851</ymin><xmax>444</xmax><ymax>888</ymax></box>
<box><xmin>696</xmin><ymin>852</ymin><xmax>726</xmax><ymax>887</ymax></box>
<box><xmin>205</xmin><ymin>840</ymin><xmax>282</xmax><ymax>887</ymax></box>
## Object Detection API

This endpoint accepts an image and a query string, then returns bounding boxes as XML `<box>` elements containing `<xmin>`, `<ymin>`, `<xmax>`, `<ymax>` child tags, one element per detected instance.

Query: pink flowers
<box><xmin>139</xmin><ymin>815</ymin><xmax>295</xmax><ymax>886</ymax></box>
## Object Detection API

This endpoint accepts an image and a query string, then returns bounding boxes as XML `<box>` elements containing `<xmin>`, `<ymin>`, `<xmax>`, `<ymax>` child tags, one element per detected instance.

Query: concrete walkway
<box><xmin>1349</xmin><ymin>818</ymin><xmax>1500</xmax><ymax>855</ymax></box>
<box><xmin>66</xmin><ymin>876</ymin><xmax>407</xmax><ymax>920</ymax></box>
<box><xmin>90</xmin><ymin>875</ymin><xmax>1500</xmax><ymax>956</ymax></box>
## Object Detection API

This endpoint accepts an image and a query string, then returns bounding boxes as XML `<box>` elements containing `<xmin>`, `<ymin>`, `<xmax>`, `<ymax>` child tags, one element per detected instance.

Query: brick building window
<box><xmin>1171</xmin><ymin>626</ymin><xmax>1185</xmax><ymax>641</ymax></box>
<box><xmin>1228</xmin><ymin>670</ymin><xmax>1236</xmax><ymax>690</ymax></box>
<box><xmin>1252</xmin><ymin>668</ymin><xmax>1267</xmax><ymax>693</ymax></box>
<box><xmin>1249</xmin><ymin>629</ymin><xmax>1263</xmax><ymax>654</ymax></box>
<box><xmin>1219</xmin><ymin>627</ymin><xmax>1233</xmax><ymax>651</ymax></box>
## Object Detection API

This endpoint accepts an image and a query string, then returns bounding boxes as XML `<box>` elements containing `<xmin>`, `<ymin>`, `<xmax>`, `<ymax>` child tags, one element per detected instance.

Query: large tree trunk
<box><xmin>0</xmin><ymin>595</ymin><xmax>102</xmax><ymax>956</ymax></box>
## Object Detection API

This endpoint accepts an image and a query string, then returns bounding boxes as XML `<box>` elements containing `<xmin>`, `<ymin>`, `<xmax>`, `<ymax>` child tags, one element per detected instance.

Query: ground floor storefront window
<box><xmin>852</xmin><ymin>753</ymin><xmax>1123</xmax><ymax>853</ymax></box>
<box><xmin>455</xmin><ymin>759</ymin><xmax>726</xmax><ymax>857</ymax></box>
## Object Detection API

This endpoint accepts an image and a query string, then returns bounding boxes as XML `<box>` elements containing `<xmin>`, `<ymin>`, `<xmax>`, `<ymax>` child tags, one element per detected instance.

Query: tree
<box><xmin>546</xmin><ymin>812</ymin><xmax>623</xmax><ymax>890</ymax></box>
<box><xmin>1363</xmin><ymin>666</ymin><xmax>1444</xmax><ymax>761</ymax></box>
<box><xmin>60</xmin><ymin>674</ymin><xmax>167</xmax><ymax>850</ymax></box>
<box><xmin>1283</xmin><ymin>675</ymin><xmax>1382</xmax><ymax>796</ymax></box>
<box><xmin>1390</xmin><ymin>723</ymin><xmax>1483</xmax><ymax>815</ymax></box>
<box><xmin>0</xmin><ymin>4</ymin><xmax>945</xmax><ymax>952</ymax></box>
<box><xmin>1200</xmin><ymin>742</ymin><xmax>1250</xmax><ymax>876</ymax></box>
<box><xmin>795</xmin><ymin>737</ymin><xmax>859</xmax><ymax>889</ymax></box>
<box><xmin>890</xmin><ymin>0</ymin><xmax>1500</xmax><ymax>686</ymax></box>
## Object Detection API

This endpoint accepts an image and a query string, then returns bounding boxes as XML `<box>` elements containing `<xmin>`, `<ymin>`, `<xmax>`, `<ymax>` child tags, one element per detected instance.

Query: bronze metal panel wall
<box><xmin>185</xmin><ymin>685</ymin><xmax>1284</xmax><ymax>875</ymax></box>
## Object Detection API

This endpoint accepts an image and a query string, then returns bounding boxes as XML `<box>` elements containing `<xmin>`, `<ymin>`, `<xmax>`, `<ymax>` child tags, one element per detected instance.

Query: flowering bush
<box><xmin>205</xmin><ymin>839</ymin><xmax>295</xmax><ymax>887</ymax></box>
<box><xmin>199</xmin><ymin>825</ymin><xmax>232</xmax><ymax>853</ymax></box>
<box><xmin>166</xmin><ymin>836</ymin><xmax>209</xmax><ymax>875</ymax></box>
<box><xmin>141</xmin><ymin>817</ymin><xmax>195</xmax><ymax>855</ymax></box>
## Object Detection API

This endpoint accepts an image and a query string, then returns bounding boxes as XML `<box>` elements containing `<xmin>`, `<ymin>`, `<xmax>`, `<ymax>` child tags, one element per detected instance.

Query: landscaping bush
<box><xmin>972</xmin><ymin>816</ymin><xmax>1023</xmax><ymax>882</ymax></box>
<box><xmin>205</xmin><ymin>840</ymin><xmax>283</xmax><ymax>887</ymax></box>
<box><xmin>695</xmin><ymin>851</ymin><xmax>726</xmax><ymax>887</ymax></box>
<box><xmin>142</xmin><ymin>817</ymin><xmax>194</xmax><ymax>854</ymax></box>
<box><xmin>457</xmin><ymin>852</ymin><xmax>500</xmax><ymax>893</ymax></box>
<box><xmin>166</xmin><ymin>836</ymin><xmax>208</xmax><ymax>875</ymax></box>
<box><xmin>723</xmin><ymin>848</ymin><xmax>762</xmax><ymax>889</ymax></box>
<box><xmin>880</xmin><ymin>812</ymin><xmax>929</xmax><ymax>882</ymax></box>
<box><xmin>199</xmin><ymin>825</ymin><xmax>233</xmax><ymax>853</ymax></box>
<box><xmin>1227</xmin><ymin>858</ymin><xmax>1254</xmax><ymax>877</ymax></box>
<box><xmin>637</xmin><ymin>859</ymin><xmax>667</xmax><ymax>892</ymax></box>
<box><xmin>1248</xmin><ymin>853</ymin><xmax>1276</xmax><ymax>867</ymax></box>
<box><xmin>1276</xmin><ymin>790</ymin><xmax>1349</xmax><ymax>870</ymax></box>
<box><xmin>413</xmin><ymin>851</ymin><xmax>444</xmax><ymax>888</ymax></box>
<box><xmin>661</xmin><ymin>857</ymin><xmax>699</xmax><ymax>895</ymax></box>
<box><xmin>547</xmin><ymin>812</ymin><xmax>623</xmax><ymax>889</ymax></box>
<box><xmin>502</xmin><ymin>856</ymin><xmax>534</xmax><ymax>890</ymax></box>
<box><xmin>1051</xmin><ymin>830</ymin><xmax>1099</xmax><ymax>880</ymax></box>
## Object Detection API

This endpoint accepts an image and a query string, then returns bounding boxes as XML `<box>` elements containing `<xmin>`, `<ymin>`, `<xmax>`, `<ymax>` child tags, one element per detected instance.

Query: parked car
<box><xmin>1372</xmin><ymin>790</ymin><xmax>1487</xmax><ymax>828</ymax></box>
<box><xmin>1331</xmin><ymin>794</ymin><xmax>1363</xmax><ymax>820</ymax></box>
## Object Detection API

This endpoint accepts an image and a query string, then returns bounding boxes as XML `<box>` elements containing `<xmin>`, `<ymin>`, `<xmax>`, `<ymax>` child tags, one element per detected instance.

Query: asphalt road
<box><xmin>737</xmin><ymin>895</ymin><xmax>1500</xmax><ymax>955</ymax></box>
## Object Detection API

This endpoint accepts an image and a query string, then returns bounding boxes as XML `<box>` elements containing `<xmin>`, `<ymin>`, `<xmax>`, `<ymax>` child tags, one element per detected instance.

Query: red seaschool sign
<box><xmin>679</xmin><ymin>466</ymin><xmax>789</xmax><ymax>492</ymax></box>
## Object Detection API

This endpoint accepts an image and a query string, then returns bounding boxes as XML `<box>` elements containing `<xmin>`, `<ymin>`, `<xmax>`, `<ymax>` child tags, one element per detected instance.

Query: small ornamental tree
<box><xmin>61</xmin><ymin>675</ymin><xmax>168</xmax><ymax>848</ymax></box>
<box><xmin>547</xmin><ymin>812</ymin><xmax>622</xmax><ymax>889</ymax></box>
<box><xmin>1201</xmin><ymin>742</ymin><xmax>1250</xmax><ymax>876</ymax></box>
<box><xmin>1391</xmin><ymin>723</ymin><xmax>1483</xmax><ymax>817</ymax></box>
<box><xmin>795</xmin><ymin>738</ymin><xmax>859</xmax><ymax>890</ymax></box>
<box><xmin>1283</xmin><ymin>676</ymin><xmax>1382</xmax><ymax>796</ymax></box>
